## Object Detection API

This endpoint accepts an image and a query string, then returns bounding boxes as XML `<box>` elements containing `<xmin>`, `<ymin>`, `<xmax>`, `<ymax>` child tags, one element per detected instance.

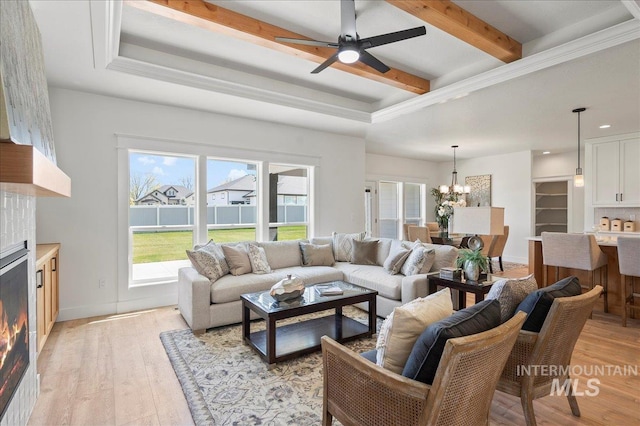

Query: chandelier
<box><xmin>440</xmin><ymin>145</ymin><xmax>470</xmax><ymax>195</ymax></box>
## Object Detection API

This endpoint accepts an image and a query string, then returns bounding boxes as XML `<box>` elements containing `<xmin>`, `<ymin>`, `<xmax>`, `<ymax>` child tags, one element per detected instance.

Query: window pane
<box><xmin>379</xmin><ymin>182</ymin><xmax>399</xmax><ymax>238</ymax></box>
<box><xmin>207</xmin><ymin>159</ymin><xmax>257</xmax><ymax>241</ymax></box>
<box><xmin>269</xmin><ymin>165</ymin><xmax>309</xmax><ymax>241</ymax></box>
<box><xmin>404</xmin><ymin>183</ymin><xmax>422</xmax><ymax>223</ymax></box>
<box><xmin>129</xmin><ymin>152</ymin><xmax>195</xmax><ymax>282</ymax></box>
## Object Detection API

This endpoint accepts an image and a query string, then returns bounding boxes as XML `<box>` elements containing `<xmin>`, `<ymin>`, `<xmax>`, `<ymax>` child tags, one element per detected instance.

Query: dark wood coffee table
<box><xmin>427</xmin><ymin>274</ymin><xmax>502</xmax><ymax>310</ymax></box>
<box><xmin>241</xmin><ymin>281</ymin><xmax>377</xmax><ymax>366</ymax></box>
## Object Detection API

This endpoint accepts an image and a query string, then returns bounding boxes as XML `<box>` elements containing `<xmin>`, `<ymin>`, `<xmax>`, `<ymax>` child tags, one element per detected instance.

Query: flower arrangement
<box><xmin>431</xmin><ymin>188</ymin><xmax>466</xmax><ymax>232</ymax></box>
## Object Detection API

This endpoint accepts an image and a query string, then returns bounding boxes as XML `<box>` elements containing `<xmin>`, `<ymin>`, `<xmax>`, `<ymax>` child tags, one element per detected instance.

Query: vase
<box><xmin>464</xmin><ymin>261</ymin><xmax>480</xmax><ymax>282</ymax></box>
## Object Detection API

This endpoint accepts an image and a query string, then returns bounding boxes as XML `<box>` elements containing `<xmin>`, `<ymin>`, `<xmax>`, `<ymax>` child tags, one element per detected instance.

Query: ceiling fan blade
<box><xmin>275</xmin><ymin>37</ymin><xmax>339</xmax><ymax>48</ymax></box>
<box><xmin>358</xmin><ymin>50</ymin><xmax>390</xmax><ymax>73</ymax></box>
<box><xmin>311</xmin><ymin>52</ymin><xmax>340</xmax><ymax>74</ymax></box>
<box><xmin>360</xmin><ymin>26</ymin><xmax>426</xmax><ymax>49</ymax></box>
<box><xmin>340</xmin><ymin>0</ymin><xmax>357</xmax><ymax>39</ymax></box>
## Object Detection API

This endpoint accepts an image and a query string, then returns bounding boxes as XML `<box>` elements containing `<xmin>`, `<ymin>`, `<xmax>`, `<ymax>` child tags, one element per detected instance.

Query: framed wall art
<box><xmin>465</xmin><ymin>175</ymin><xmax>491</xmax><ymax>207</ymax></box>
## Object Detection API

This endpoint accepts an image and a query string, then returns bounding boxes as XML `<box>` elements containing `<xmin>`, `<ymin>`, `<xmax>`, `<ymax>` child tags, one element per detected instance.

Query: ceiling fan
<box><xmin>275</xmin><ymin>0</ymin><xmax>426</xmax><ymax>74</ymax></box>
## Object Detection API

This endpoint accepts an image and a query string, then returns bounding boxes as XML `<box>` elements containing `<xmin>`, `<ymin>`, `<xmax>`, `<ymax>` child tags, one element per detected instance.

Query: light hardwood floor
<box><xmin>29</xmin><ymin>267</ymin><xmax>640</xmax><ymax>426</ymax></box>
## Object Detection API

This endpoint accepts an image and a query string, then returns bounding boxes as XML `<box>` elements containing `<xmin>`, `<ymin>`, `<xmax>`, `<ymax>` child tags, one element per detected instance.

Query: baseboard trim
<box><xmin>57</xmin><ymin>293</ymin><xmax>178</xmax><ymax>321</ymax></box>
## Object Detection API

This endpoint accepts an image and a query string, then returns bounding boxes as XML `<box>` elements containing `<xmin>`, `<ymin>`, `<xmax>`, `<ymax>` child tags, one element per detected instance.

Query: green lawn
<box><xmin>132</xmin><ymin>226</ymin><xmax>307</xmax><ymax>263</ymax></box>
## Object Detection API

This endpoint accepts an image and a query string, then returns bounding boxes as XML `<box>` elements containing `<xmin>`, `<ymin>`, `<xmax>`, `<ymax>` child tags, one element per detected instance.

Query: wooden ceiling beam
<box><xmin>386</xmin><ymin>0</ymin><xmax>522</xmax><ymax>63</ymax></box>
<box><xmin>127</xmin><ymin>0</ymin><xmax>430</xmax><ymax>94</ymax></box>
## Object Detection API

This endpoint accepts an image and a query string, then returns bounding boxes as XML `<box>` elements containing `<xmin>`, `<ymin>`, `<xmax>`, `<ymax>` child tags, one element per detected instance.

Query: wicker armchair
<box><xmin>497</xmin><ymin>285</ymin><xmax>603</xmax><ymax>426</ymax></box>
<box><xmin>321</xmin><ymin>312</ymin><xmax>526</xmax><ymax>426</ymax></box>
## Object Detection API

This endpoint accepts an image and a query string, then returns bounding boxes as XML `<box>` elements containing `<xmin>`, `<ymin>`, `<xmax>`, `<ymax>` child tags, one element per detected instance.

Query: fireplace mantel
<box><xmin>0</xmin><ymin>142</ymin><xmax>70</xmax><ymax>197</ymax></box>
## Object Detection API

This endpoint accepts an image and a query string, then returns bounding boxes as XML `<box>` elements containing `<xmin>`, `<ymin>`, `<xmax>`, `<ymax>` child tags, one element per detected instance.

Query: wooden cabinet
<box><xmin>36</xmin><ymin>243</ymin><xmax>60</xmax><ymax>353</ymax></box>
<box><xmin>591</xmin><ymin>138</ymin><xmax>640</xmax><ymax>206</ymax></box>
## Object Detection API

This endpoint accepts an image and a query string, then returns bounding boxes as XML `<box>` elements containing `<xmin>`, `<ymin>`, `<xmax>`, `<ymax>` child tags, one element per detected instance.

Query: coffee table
<box><xmin>241</xmin><ymin>280</ymin><xmax>377</xmax><ymax>366</ymax></box>
<box><xmin>427</xmin><ymin>274</ymin><xmax>502</xmax><ymax>310</ymax></box>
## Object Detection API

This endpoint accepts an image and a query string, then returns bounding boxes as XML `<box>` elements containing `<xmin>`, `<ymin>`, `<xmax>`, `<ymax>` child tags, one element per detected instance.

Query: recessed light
<box><xmin>542</xmin><ymin>151</ymin><xmax>551</xmax><ymax>155</ymax></box>
<box><xmin>599</xmin><ymin>124</ymin><xmax>611</xmax><ymax>129</ymax></box>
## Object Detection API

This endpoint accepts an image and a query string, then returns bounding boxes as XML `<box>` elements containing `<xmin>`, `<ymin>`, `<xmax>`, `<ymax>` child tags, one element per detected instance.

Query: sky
<box><xmin>130</xmin><ymin>152</ymin><xmax>255</xmax><ymax>191</ymax></box>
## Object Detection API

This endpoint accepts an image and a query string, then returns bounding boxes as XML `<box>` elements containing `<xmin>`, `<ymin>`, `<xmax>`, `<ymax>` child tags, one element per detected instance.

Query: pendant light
<box><xmin>440</xmin><ymin>145</ymin><xmax>471</xmax><ymax>195</ymax></box>
<box><xmin>573</xmin><ymin>107</ymin><xmax>586</xmax><ymax>188</ymax></box>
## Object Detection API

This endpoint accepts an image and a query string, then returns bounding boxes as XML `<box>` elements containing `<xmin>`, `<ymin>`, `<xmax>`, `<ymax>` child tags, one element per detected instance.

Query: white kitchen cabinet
<box><xmin>591</xmin><ymin>138</ymin><xmax>640</xmax><ymax>206</ymax></box>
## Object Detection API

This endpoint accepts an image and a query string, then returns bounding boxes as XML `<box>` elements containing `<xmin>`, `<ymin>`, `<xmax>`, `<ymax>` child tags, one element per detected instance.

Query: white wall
<box><xmin>532</xmin><ymin>150</ymin><xmax>585</xmax><ymax>232</ymax></box>
<box><xmin>37</xmin><ymin>88</ymin><xmax>366</xmax><ymax>321</ymax></box>
<box><xmin>453</xmin><ymin>151</ymin><xmax>533</xmax><ymax>264</ymax></box>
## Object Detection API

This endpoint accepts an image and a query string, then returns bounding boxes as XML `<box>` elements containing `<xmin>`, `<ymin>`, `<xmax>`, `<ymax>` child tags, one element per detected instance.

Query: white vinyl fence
<box><xmin>130</xmin><ymin>205</ymin><xmax>307</xmax><ymax>230</ymax></box>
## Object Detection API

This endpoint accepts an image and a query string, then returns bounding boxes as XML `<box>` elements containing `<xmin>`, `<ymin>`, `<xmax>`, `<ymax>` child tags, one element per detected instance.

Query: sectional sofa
<box><xmin>178</xmin><ymin>235</ymin><xmax>458</xmax><ymax>333</ymax></box>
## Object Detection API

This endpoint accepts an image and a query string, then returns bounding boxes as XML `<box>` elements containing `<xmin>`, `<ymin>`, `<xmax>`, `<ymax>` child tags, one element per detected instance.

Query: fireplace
<box><xmin>0</xmin><ymin>242</ymin><xmax>29</xmax><ymax>419</ymax></box>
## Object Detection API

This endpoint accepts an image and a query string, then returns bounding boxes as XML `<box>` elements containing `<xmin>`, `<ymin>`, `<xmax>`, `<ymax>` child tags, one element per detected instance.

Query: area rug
<box><xmin>160</xmin><ymin>308</ymin><xmax>379</xmax><ymax>425</ymax></box>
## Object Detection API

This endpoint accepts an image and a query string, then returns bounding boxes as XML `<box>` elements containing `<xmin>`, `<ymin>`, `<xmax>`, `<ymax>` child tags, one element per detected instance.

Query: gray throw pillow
<box><xmin>352</xmin><ymin>240</ymin><xmax>378</xmax><ymax>265</ymax></box>
<box><xmin>384</xmin><ymin>247</ymin><xmax>411</xmax><ymax>275</ymax></box>
<box><xmin>299</xmin><ymin>242</ymin><xmax>335</xmax><ymax>266</ymax></box>
<box><xmin>186</xmin><ymin>244</ymin><xmax>228</xmax><ymax>282</ymax></box>
<box><xmin>486</xmin><ymin>274</ymin><xmax>537</xmax><ymax>322</ymax></box>
<box><xmin>247</xmin><ymin>243</ymin><xmax>272</xmax><ymax>274</ymax></box>
<box><xmin>221</xmin><ymin>243</ymin><xmax>252</xmax><ymax>276</ymax></box>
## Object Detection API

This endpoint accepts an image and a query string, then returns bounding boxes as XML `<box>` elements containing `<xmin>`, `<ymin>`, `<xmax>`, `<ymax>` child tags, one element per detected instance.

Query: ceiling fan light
<box><xmin>338</xmin><ymin>48</ymin><xmax>360</xmax><ymax>64</ymax></box>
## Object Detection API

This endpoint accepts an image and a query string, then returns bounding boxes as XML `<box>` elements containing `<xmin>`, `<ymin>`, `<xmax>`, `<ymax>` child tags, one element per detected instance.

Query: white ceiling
<box><xmin>30</xmin><ymin>0</ymin><xmax>640</xmax><ymax>162</ymax></box>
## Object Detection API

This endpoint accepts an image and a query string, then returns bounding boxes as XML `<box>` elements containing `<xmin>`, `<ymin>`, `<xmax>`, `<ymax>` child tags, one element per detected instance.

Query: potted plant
<box><xmin>456</xmin><ymin>249</ymin><xmax>489</xmax><ymax>281</ymax></box>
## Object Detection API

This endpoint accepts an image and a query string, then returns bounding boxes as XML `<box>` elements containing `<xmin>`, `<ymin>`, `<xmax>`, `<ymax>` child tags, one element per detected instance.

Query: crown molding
<box><xmin>107</xmin><ymin>56</ymin><xmax>371</xmax><ymax>122</ymax></box>
<box><xmin>621</xmin><ymin>0</ymin><xmax>640</xmax><ymax>20</ymax></box>
<box><xmin>90</xmin><ymin>0</ymin><xmax>122</xmax><ymax>68</ymax></box>
<box><xmin>372</xmin><ymin>19</ymin><xmax>640</xmax><ymax>123</ymax></box>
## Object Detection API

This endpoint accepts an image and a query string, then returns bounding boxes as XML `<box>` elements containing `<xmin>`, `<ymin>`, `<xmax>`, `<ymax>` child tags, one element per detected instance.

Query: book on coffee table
<box><xmin>315</xmin><ymin>284</ymin><xmax>344</xmax><ymax>296</ymax></box>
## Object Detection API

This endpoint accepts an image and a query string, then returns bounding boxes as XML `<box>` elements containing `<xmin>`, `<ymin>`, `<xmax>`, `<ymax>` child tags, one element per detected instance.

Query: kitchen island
<box><xmin>528</xmin><ymin>233</ymin><xmax>640</xmax><ymax>316</ymax></box>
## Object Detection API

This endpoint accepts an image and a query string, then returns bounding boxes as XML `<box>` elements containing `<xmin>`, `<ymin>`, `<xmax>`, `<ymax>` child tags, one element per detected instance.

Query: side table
<box><xmin>427</xmin><ymin>274</ymin><xmax>501</xmax><ymax>310</ymax></box>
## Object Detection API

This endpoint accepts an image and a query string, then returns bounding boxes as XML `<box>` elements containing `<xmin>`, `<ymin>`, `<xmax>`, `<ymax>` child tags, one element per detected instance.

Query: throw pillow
<box><xmin>186</xmin><ymin>245</ymin><xmax>227</xmax><ymax>282</ymax></box>
<box><xmin>352</xmin><ymin>240</ymin><xmax>378</xmax><ymax>265</ymax></box>
<box><xmin>247</xmin><ymin>243</ymin><xmax>272</xmax><ymax>274</ymax></box>
<box><xmin>486</xmin><ymin>274</ymin><xmax>538</xmax><ymax>322</ymax></box>
<box><xmin>299</xmin><ymin>242</ymin><xmax>335</xmax><ymax>266</ymax></box>
<box><xmin>402</xmin><ymin>298</ymin><xmax>501</xmax><ymax>385</ymax></box>
<box><xmin>516</xmin><ymin>276</ymin><xmax>581</xmax><ymax>332</ymax></box>
<box><xmin>332</xmin><ymin>232</ymin><xmax>366</xmax><ymax>262</ymax></box>
<box><xmin>401</xmin><ymin>247</ymin><xmax>436</xmax><ymax>276</ymax></box>
<box><xmin>191</xmin><ymin>239</ymin><xmax>229</xmax><ymax>275</ymax></box>
<box><xmin>376</xmin><ymin>288</ymin><xmax>453</xmax><ymax>374</ymax></box>
<box><xmin>383</xmin><ymin>247</ymin><xmax>411</xmax><ymax>275</ymax></box>
<box><xmin>221</xmin><ymin>244</ymin><xmax>252</xmax><ymax>276</ymax></box>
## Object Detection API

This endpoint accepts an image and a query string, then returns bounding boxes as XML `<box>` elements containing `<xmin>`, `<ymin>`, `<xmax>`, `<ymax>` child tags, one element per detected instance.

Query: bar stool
<box><xmin>617</xmin><ymin>237</ymin><xmax>640</xmax><ymax>327</ymax></box>
<box><xmin>541</xmin><ymin>232</ymin><xmax>608</xmax><ymax>312</ymax></box>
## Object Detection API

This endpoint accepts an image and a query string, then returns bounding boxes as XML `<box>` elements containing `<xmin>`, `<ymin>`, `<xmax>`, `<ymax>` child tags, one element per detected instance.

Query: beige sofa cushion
<box><xmin>210</xmin><ymin>266</ymin><xmax>344</xmax><ymax>304</ymax></box>
<box><xmin>334</xmin><ymin>263</ymin><xmax>403</xmax><ymax>300</ymax></box>
<box><xmin>257</xmin><ymin>240</ymin><xmax>307</xmax><ymax>269</ymax></box>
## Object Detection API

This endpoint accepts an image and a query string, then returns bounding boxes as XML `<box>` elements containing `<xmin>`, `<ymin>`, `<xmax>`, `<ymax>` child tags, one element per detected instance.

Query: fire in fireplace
<box><xmin>0</xmin><ymin>242</ymin><xmax>29</xmax><ymax>420</ymax></box>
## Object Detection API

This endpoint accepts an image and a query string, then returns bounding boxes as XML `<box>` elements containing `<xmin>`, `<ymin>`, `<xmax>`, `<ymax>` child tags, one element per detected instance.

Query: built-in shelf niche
<box><xmin>534</xmin><ymin>180</ymin><xmax>568</xmax><ymax>236</ymax></box>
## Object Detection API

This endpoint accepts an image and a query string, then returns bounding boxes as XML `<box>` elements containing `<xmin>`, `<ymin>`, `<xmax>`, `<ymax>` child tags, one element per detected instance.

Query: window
<box><xmin>207</xmin><ymin>159</ymin><xmax>257</xmax><ymax>242</ymax></box>
<box><xmin>129</xmin><ymin>151</ymin><xmax>195</xmax><ymax>284</ymax></box>
<box><xmin>379</xmin><ymin>181</ymin><xmax>399</xmax><ymax>238</ymax></box>
<box><xmin>268</xmin><ymin>164</ymin><xmax>310</xmax><ymax>241</ymax></box>
<box><xmin>120</xmin><ymin>137</ymin><xmax>317</xmax><ymax>292</ymax></box>
<box><xmin>404</xmin><ymin>183</ymin><xmax>423</xmax><ymax>226</ymax></box>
